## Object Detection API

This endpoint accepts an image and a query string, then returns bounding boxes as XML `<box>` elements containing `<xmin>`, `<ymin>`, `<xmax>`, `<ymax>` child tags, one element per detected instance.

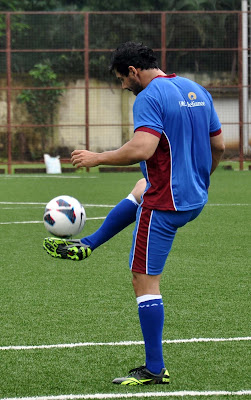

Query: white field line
<box><xmin>1</xmin><ymin>175</ymin><xmax>81</xmax><ymax>179</ymax></box>
<box><xmin>0</xmin><ymin>175</ymin><xmax>97</xmax><ymax>179</ymax></box>
<box><xmin>0</xmin><ymin>202</ymin><xmax>52</xmax><ymax>205</ymax></box>
<box><xmin>0</xmin><ymin>207</ymin><xmax>110</xmax><ymax>210</ymax></box>
<box><xmin>0</xmin><ymin>202</ymin><xmax>115</xmax><ymax>207</ymax></box>
<box><xmin>1</xmin><ymin>390</ymin><xmax>251</xmax><ymax>400</ymax></box>
<box><xmin>0</xmin><ymin>200</ymin><xmax>250</xmax><ymax>224</ymax></box>
<box><xmin>0</xmin><ymin>202</ymin><xmax>251</xmax><ymax>207</ymax></box>
<box><xmin>0</xmin><ymin>207</ymin><xmax>45</xmax><ymax>210</ymax></box>
<box><xmin>1</xmin><ymin>336</ymin><xmax>250</xmax><ymax>351</ymax></box>
<box><xmin>0</xmin><ymin>217</ymin><xmax>106</xmax><ymax>225</ymax></box>
<box><xmin>0</xmin><ymin>202</ymin><xmax>250</xmax><ymax>224</ymax></box>
<box><xmin>206</xmin><ymin>203</ymin><xmax>251</xmax><ymax>206</ymax></box>
<box><xmin>0</xmin><ymin>202</ymin><xmax>113</xmax><ymax>224</ymax></box>
<box><xmin>0</xmin><ymin>221</ymin><xmax>44</xmax><ymax>225</ymax></box>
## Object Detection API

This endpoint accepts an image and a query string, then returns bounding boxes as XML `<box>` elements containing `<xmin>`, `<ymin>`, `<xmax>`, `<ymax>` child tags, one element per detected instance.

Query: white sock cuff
<box><xmin>126</xmin><ymin>193</ymin><xmax>140</xmax><ymax>206</ymax></box>
<box><xmin>136</xmin><ymin>294</ymin><xmax>162</xmax><ymax>305</ymax></box>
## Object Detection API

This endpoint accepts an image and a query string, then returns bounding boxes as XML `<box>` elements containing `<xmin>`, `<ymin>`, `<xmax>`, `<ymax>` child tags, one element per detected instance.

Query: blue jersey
<box><xmin>133</xmin><ymin>74</ymin><xmax>221</xmax><ymax>211</ymax></box>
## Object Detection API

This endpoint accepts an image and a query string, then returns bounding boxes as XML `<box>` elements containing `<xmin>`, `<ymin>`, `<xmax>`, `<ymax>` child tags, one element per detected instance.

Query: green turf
<box><xmin>0</xmin><ymin>167</ymin><xmax>250</xmax><ymax>399</ymax></box>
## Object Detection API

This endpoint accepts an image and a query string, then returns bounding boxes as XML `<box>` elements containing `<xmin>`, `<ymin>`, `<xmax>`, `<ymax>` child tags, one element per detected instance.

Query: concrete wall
<box><xmin>57</xmin><ymin>79</ymin><xmax>130</xmax><ymax>152</ymax></box>
<box><xmin>1</xmin><ymin>77</ymin><xmax>250</xmax><ymax>154</ymax></box>
<box><xmin>57</xmin><ymin>79</ymin><xmax>250</xmax><ymax>152</ymax></box>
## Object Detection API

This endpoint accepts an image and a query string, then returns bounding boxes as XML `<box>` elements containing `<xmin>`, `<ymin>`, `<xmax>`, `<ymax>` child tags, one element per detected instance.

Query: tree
<box><xmin>17</xmin><ymin>61</ymin><xmax>64</xmax><ymax>156</ymax></box>
<box><xmin>62</xmin><ymin>0</ymin><xmax>241</xmax><ymax>11</ymax></box>
<box><xmin>0</xmin><ymin>0</ymin><xmax>241</xmax><ymax>11</ymax></box>
<box><xmin>0</xmin><ymin>0</ymin><xmax>62</xmax><ymax>11</ymax></box>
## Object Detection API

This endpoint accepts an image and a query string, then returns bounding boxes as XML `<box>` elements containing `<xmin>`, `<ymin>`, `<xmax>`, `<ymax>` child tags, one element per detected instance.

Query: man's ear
<box><xmin>128</xmin><ymin>66</ymin><xmax>137</xmax><ymax>75</ymax></box>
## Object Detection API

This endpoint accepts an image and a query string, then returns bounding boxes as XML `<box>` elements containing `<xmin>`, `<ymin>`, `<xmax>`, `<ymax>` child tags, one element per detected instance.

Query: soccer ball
<box><xmin>43</xmin><ymin>195</ymin><xmax>86</xmax><ymax>238</ymax></box>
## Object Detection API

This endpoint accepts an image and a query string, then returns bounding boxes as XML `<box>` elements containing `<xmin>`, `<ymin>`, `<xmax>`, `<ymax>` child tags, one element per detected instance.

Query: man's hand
<box><xmin>71</xmin><ymin>150</ymin><xmax>100</xmax><ymax>168</ymax></box>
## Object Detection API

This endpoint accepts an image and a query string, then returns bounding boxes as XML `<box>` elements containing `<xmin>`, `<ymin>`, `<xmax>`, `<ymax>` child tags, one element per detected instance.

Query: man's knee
<box><xmin>132</xmin><ymin>271</ymin><xmax>161</xmax><ymax>297</ymax></box>
<box><xmin>131</xmin><ymin>178</ymin><xmax>146</xmax><ymax>204</ymax></box>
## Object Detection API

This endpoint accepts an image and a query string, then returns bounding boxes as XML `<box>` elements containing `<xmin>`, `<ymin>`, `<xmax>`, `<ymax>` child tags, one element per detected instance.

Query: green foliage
<box><xmin>17</xmin><ymin>61</ymin><xmax>64</xmax><ymax>157</ymax></box>
<box><xmin>0</xmin><ymin>0</ymin><xmax>242</xmax><ymax>12</ymax></box>
<box><xmin>58</xmin><ymin>0</ymin><xmax>241</xmax><ymax>11</ymax></box>
<box><xmin>0</xmin><ymin>14</ymin><xmax>29</xmax><ymax>42</ymax></box>
<box><xmin>17</xmin><ymin>61</ymin><xmax>63</xmax><ymax>126</ymax></box>
<box><xmin>0</xmin><ymin>0</ymin><xmax>62</xmax><ymax>11</ymax></box>
<box><xmin>0</xmin><ymin>0</ymin><xmax>240</xmax><ymax>76</ymax></box>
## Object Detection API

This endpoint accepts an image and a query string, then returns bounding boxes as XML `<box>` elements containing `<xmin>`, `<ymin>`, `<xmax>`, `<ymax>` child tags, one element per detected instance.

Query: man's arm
<box><xmin>210</xmin><ymin>132</ymin><xmax>225</xmax><ymax>175</ymax></box>
<box><xmin>71</xmin><ymin>131</ymin><xmax>160</xmax><ymax>168</ymax></box>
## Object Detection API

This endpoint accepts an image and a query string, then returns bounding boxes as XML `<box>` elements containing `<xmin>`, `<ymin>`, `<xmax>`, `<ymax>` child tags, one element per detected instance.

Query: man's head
<box><xmin>109</xmin><ymin>41</ymin><xmax>159</xmax><ymax>77</ymax></box>
<box><xmin>110</xmin><ymin>42</ymin><xmax>159</xmax><ymax>95</ymax></box>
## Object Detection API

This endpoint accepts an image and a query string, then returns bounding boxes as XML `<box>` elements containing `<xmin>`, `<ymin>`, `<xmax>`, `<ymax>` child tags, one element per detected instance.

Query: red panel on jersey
<box><xmin>140</xmin><ymin>130</ymin><xmax>176</xmax><ymax>210</ymax></box>
<box><xmin>131</xmin><ymin>208</ymin><xmax>153</xmax><ymax>274</ymax></box>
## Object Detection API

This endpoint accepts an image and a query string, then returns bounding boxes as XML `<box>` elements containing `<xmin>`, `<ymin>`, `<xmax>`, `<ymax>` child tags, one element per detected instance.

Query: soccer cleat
<box><xmin>43</xmin><ymin>237</ymin><xmax>92</xmax><ymax>261</ymax></box>
<box><xmin>112</xmin><ymin>365</ymin><xmax>170</xmax><ymax>385</ymax></box>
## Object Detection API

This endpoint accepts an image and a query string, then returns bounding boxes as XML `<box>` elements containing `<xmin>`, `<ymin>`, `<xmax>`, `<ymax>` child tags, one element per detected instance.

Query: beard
<box><xmin>127</xmin><ymin>78</ymin><xmax>143</xmax><ymax>96</ymax></box>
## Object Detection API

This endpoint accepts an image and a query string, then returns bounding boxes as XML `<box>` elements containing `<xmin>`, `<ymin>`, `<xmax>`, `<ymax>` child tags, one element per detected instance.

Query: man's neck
<box><xmin>139</xmin><ymin>69</ymin><xmax>166</xmax><ymax>89</ymax></box>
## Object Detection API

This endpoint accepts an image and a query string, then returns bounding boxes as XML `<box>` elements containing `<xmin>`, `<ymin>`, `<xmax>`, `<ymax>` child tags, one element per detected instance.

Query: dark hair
<box><xmin>109</xmin><ymin>41</ymin><xmax>159</xmax><ymax>76</ymax></box>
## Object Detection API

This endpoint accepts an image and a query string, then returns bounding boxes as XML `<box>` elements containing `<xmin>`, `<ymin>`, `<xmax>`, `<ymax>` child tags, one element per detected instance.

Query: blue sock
<box><xmin>137</xmin><ymin>295</ymin><xmax>165</xmax><ymax>374</ymax></box>
<box><xmin>80</xmin><ymin>196</ymin><xmax>138</xmax><ymax>250</ymax></box>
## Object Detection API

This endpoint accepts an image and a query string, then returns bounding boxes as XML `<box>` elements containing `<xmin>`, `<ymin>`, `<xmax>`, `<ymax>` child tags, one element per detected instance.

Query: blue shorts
<box><xmin>129</xmin><ymin>206</ymin><xmax>204</xmax><ymax>275</ymax></box>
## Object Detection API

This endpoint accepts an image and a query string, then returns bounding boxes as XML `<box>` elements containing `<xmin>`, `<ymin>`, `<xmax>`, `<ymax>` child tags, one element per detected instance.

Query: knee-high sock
<box><xmin>137</xmin><ymin>294</ymin><xmax>165</xmax><ymax>374</ymax></box>
<box><xmin>81</xmin><ymin>194</ymin><xmax>139</xmax><ymax>250</ymax></box>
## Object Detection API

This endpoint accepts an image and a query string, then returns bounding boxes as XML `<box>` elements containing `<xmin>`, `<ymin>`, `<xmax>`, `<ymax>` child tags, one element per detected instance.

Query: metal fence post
<box><xmin>241</xmin><ymin>1</ymin><xmax>249</xmax><ymax>155</ymax></box>
<box><xmin>238</xmin><ymin>11</ymin><xmax>244</xmax><ymax>171</ymax></box>
<box><xmin>6</xmin><ymin>13</ymin><xmax>12</xmax><ymax>174</ymax></box>
<box><xmin>84</xmin><ymin>12</ymin><xmax>89</xmax><ymax>172</ymax></box>
<box><xmin>161</xmin><ymin>12</ymin><xmax>166</xmax><ymax>72</ymax></box>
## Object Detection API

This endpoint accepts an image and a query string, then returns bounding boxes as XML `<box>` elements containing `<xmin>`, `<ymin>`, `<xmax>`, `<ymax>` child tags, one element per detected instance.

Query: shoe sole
<box><xmin>43</xmin><ymin>238</ymin><xmax>91</xmax><ymax>261</ymax></box>
<box><xmin>113</xmin><ymin>378</ymin><xmax>169</xmax><ymax>385</ymax></box>
<box><xmin>113</xmin><ymin>371</ymin><xmax>170</xmax><ymax>385</ymax></box>
<box><xmin>43</xmin><ymin>238</ymin><xmax>76</xmax><ymax>259</ymax></box>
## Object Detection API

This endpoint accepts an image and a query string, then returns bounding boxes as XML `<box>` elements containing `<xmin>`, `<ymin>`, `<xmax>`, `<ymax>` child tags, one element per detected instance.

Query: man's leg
<box><xmin>112</xmin><ymin>272</ymin><xmax>169</xmax><ymax>385</ymax></box>
<box><xmin>112</xmin><ymin>208</ymin><xmax>176</xmax><ymax>385</ymax></box>
<box><xmin>113</xmin><ymin>208</ymin><xmax>205</xmax><ymax>383</ymax></box>
<box><xmin>81</xmin><ymin>178</ymin><xmax>146</xmax><ymax>250</ymax></box>
<box><xmin>132</xmin><ymin>273</ymin><xmax>165</xmax><ymax>375</ymax></box>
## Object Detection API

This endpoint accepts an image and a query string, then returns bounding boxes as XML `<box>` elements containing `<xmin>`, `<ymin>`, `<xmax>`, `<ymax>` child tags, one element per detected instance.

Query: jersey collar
<box><xmin>153</xmin><ymin>73</ymin><xmax>176</xmax><ymax>80</ymax></box>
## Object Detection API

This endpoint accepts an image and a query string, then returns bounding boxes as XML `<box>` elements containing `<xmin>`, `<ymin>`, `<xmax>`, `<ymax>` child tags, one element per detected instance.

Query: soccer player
<box><xmin>44</xmin><ymin>42</ymin><xmax>225</xmax><ymax>385</ymax></box>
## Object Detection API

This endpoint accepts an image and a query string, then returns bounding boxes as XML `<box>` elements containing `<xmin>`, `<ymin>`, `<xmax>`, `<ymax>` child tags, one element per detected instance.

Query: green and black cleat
<box><xmin>43</xmin><ymin>237</ymin><xmax>92</xmax><ymax>261</ymax></box>
<box><xmin>112</xmin><ymin>365</ymin><xmax>170</xmax><ymax>385</ymax></box>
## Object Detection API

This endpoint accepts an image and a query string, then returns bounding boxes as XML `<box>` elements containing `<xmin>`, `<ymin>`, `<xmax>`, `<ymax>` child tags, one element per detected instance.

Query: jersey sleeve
<box><xmin>133</xmin><ymin>93</ymin><xmax>163</xmax><ymax>135</ymax></box>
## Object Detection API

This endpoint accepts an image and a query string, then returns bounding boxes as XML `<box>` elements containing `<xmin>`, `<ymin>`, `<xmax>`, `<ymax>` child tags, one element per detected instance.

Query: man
<box><xmin>44</xmin><ymin>42</ymin><xmax>225</xmax><ymax>385</ymax></box>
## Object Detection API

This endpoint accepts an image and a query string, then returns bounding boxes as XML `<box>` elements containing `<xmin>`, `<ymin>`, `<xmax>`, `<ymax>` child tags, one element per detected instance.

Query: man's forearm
<box><xmin>71</xmin><ymin>130</ymin><xmax>160</xmax><ymax>169</ymax></box>
<box><xmin>210</xmin><ymin>147</ymin><xmax>225</xmax><ymax>175</ymax></box>
<box><xmin>210</xmin><ymin>133</ymin><xmax>225</xmax><ymax>175</ymax></box>
<box><xmin>97</xmin><ymin>143</ymin><xmax>143</xmax><ymax>166</ymax></box>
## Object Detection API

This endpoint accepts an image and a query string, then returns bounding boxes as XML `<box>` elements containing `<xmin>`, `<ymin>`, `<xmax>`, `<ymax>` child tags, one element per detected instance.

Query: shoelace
<box><xmin>128</xmin><ymin>366</ymin><xmax>146</xmax><ymax>375</ymax></box>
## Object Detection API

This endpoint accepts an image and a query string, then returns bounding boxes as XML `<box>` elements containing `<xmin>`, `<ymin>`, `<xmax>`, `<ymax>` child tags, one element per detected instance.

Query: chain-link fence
<box><xmin>0</xmin><ymin>11</ymin><xmax>249</xmax><ymax>172</ymax></box>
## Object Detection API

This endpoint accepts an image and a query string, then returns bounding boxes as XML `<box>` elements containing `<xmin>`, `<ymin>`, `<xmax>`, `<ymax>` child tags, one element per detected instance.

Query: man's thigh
<box><xmin>129</xmin><ymin>206</ymin><xmax>204</xmax><ymax>275</ymax></box>
<box><xmin>129</xmin><ymin>208</ymin><xmax>177</xmax><ymax>275</ymax></box>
